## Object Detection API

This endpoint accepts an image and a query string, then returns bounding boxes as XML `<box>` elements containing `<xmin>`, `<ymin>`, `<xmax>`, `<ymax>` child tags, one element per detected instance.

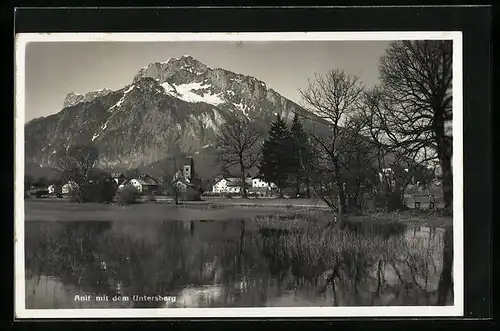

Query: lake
<box><xmin>25</xmin><ymin>219</ymin><xmax>453</xmax><ymax>308</ymax></box>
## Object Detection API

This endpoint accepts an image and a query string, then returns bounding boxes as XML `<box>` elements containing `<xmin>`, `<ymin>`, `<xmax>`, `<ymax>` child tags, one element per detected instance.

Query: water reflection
<box><xmin>25</xmin><ymin>220</ymin><xmax>452</xmax><ymax>309</ymax></box>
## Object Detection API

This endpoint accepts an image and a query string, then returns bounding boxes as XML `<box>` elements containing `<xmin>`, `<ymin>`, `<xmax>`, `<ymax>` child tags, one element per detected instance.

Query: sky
<box><xmin>24</xmin><ymin>40</ymin><xmax>391</xmax><ymax>122</ymax></box>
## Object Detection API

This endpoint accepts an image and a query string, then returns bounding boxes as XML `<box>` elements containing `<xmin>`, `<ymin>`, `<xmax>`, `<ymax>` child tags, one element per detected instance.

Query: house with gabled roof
<box><xmin>212</xmin><ymin>176</ymin><xmax>252</xmax><ymax>194</ymax></box>
<box><xmin>125</xmin><ymin>174</ymin><xmax>160</xmax><ymax>194</ymax></box>
<box><xmin>62</xmin><ymin>180</ymin><xmax>79</xmax><ymax>194</ymax></box>
<box><xmin>251</xmin><ymin>175</ymin><xmax>277</xmax><ymax>189</ymax></box>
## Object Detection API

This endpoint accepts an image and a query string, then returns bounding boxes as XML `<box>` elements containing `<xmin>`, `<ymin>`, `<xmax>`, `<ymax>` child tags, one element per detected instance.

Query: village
<box><xmin>25</xmin><ymin>155</ymin><xmax>443</xmax><ymax>212</ymax></box>
<box><xmin>25</xmin><ymin>158</ymin><xmax>280</xmax><ymax>202</ymax></box>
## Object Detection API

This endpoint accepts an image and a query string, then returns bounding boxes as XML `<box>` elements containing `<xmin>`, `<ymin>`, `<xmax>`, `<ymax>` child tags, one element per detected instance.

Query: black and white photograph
<box><xmin>15</xmin><ymin>32</ymin><xmax>463</xmax><ymax>318</ymax></box>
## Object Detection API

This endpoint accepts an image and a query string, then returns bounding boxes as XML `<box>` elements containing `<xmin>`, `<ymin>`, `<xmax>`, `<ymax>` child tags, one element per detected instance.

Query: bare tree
<box><xmin>360</xmin><ymin>88</ymin><xmax>433</xmax><ymax>211</ymax></box>
<box><xmin>362</xmin><ymin>40</ymin><xmax>453</xmax><ymax>211</ymax></box>
<box><xmin>167</xmin><ymin>155</ymin><xmax>180</xmax><ymax>205</ymax></box>
<box><xmin>339</xmin><ymin>113</ymin><xmax>380</xmax><ymax>212</ymax></box>
<box><xmin>299</xmin><ymin>69</ymin><xmax>365</xmax><ymax>226</ymax></box>
<box><xmin>215</xmin><ymin>117</ymin><xmax>261</xmax><ymax>198</ymax></box>
<box><xmin>53</xmin><ymin>143</ymin><xmax>99</xmax><ymax>202</ymax></box>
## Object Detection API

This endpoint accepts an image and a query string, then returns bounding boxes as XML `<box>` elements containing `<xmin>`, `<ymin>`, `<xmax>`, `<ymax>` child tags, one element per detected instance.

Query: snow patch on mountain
<box><xmin>101</xmin><ymin>120</ymin><xmax>109</xmax><ymax>131</ymax></box>
<box><xmin>197</xmin><ymin>113</ymin><xmax>221</xmax><ymax>131</ymax></box>
<box><xmin>92</xmin><ymin>117</ymin><xmax>112</xmax><ymax>142</ymax></box>
<box><xmin>232</xmin><ymin>102</ymin><xmax>251</xmax><ymax>117</ymax></box>
<box><xmin>160</xmin><ymin>82</ymin><xmax>179</xmax><ymax>95</ymax></box>
<box><xmin>109</xmin><ymin>85</ymin><xmax>135</xmax><ymax>112</ymax></box>
<box><xmin>170</xmin><ymin>82</ymin><xmax>225</xmax><ymax>106</ymax></box>
<box><xmin>123</xmin><ymin>85</ymin><xmax>135</xmax><ymax>94</ymax></box>
<box><xmin>225</xmin><ymin>90</ymin><xmax>236</xmax><ymax>98</ymax></box>
<box><xmin>212</xmin><ymin>109</ymin><xmax>225</xmax><ymax>126</ymax></box>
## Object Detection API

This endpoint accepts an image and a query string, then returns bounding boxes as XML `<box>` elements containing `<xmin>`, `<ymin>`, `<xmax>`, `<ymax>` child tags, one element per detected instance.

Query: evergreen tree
<box><xmin>259</xmin><ymin>113</ymin><xmax>293</xmax><ymax>197</ymax></box>
<box><xmin>289</xmin><ymin>113</ymin><xmax>312</xmax><ymax>198</ymax></box>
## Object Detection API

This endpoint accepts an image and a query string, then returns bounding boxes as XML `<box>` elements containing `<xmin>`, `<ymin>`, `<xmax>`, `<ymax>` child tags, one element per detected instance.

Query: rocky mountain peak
<box><xmin>63</xmin><ymin>88</ymin><xmax>113</xmax><ymax>108</ymax></box>
<box><xmin>133</xmin><ymin>55</ymin><xmax>210</xmax><ymax>85</ymax></box>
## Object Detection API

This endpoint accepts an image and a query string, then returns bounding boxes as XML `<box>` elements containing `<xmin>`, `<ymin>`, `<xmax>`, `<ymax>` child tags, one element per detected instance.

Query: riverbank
<box><xmin>23</xmin><ymin>199</ymin><xmax>452</xmax><ymax>227</ymax></box>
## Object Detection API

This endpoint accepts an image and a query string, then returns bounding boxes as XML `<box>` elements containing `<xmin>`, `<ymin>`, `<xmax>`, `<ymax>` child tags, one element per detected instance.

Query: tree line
<box><xmin>26</xmin><ymin>144</ymin><xmax>142</xmax><ymax>203</ymax></box>
<box><xmin>215</xmin><ymin>40</ymin><xmax>453</xmax><ymax>225</ymax></box>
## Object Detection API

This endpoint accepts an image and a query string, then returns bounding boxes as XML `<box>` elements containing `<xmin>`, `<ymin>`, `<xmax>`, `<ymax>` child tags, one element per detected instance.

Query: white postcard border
<box><xmin>14</xmin><ymin>31</ymin><xmax>464</xmax><ymax>319</ymax></box>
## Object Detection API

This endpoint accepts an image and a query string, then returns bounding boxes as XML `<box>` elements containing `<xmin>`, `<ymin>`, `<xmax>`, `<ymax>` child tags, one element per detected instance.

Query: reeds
<box><xmin>254</xmin><ymin>213</ymin><xmax>445</xmax><ymax>304</ymax></box>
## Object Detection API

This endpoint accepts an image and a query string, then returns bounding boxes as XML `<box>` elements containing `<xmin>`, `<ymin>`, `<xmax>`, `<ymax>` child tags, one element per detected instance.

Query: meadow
<box><xmin>24</xmin><ymin>198</ymin><xmax>451</xmax><ymax>227</ymax></box>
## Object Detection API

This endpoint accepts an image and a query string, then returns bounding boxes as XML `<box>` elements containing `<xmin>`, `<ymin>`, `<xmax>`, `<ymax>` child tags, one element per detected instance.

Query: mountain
<box><xmin>63</xmin><ymin>89</ymin><xmax>113</xmax><ymax>108</ymax></box>
<box><xmin>25</xmin><ymin>55</ymin><xmax>313</xmax><ymax>180</ymax></box>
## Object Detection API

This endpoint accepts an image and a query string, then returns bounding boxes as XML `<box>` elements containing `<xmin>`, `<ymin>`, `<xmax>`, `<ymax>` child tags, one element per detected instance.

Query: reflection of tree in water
<box><xmin>26</xmin><ymin>221</ymin><xmax>116</xmax><ymax>297</ymax></box>
<box><xmin>24</xmin><ymin>219</ymin><xmax>451</xmax><ymax>308</ymax></box>
<box><xmin>253</xmin><ymin>222</ymin><xmax>450</xmax><ymax>306</ymax></box>
<box><xmin>25</xmin><ymin>220</ymin><xmax>266</xmax><ymax>308</ymax></box>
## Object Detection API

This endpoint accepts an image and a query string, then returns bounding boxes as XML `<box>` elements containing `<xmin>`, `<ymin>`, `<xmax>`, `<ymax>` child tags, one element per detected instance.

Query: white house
<box><xmin>128</xmin><ymin>179</ymin><xmax>144</xmax><ymax>192</ymax></box>
<box><xmin>212</xmin><ymin>178</ymin><xmax>228</xmax><ymax>193</ymax></box>
<box><xmin>226</xmin><ymin>180</ymin><xmax>242</xmax><ymax>194</ymax></box>
<box><xmin>62</xmin><ymin>181</ymin><xmax>78</xmax><ymax>194</ymax></box>
<box><xmin>251</xmin><ymin>177</ymin><xmax>276</xmax><ymax>189</ymax></box>
<box><xmin>48</xmin><ymin>184</ymin><xmax>62</xmax><ymax>195</ymax></box>
<box><xmin>212</xmin><ymin>177</ymin><xmax>251</xmax><ymax>194</ymax></box>
<box><xmin>48</xmin><ymin>184</ymin><xmax>56</xmax><ymax>194</ymax></box>
<box><xmin>125</xmin><ymin>175</ymin><xmax>160</xmax><ymax>194</ymax></box>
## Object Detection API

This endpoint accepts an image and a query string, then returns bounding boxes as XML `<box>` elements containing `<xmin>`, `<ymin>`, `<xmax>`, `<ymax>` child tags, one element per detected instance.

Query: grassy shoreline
<box><xmin>23</xmin><ymin>199</ymin><xmax>452</xmax><ymax>227</ymax></box>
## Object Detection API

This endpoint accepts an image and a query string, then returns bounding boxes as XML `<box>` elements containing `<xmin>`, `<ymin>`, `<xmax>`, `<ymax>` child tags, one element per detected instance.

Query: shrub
<box><xmin>118</xmin><ymin>185</ymin><xmax>139</xmax><ymax>205</ymax></box>
<box><xmin>80</xmin><ymin>184</ymin><xmax>100</xmax><ymax>202</ymax></box>
<box><xmin>181</xmin><ymin>188</ymin><xmax>202</xmax><ymax>201</ymax></box>
<box><xmin>98</xmin><ymin>179</ymin><xmax>118</xmax><ymax>203</ymax></box>
<box><xmin>66</xmin><ymin>180</ymin><xmax>118</xmax><ymax>203</ymax></box>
